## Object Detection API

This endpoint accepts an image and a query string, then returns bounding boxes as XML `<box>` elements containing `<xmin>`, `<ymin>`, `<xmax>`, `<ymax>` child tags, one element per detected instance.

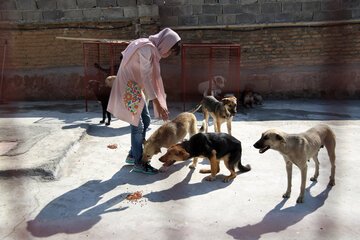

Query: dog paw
<box><xmin>223</xmin><ymin>176</ymin><xmax>235</xmax><ymax>183</ymax></box>
<box><xmin>310</xmin><ymin>177</ymin><xmax>318</xmax><ymax>182</ymax></box>
<box><xmin>189</xmin><ymin>164</ymin><xmax>196</xmax><ymax>169</ymax></box>
<box><xmin>296</xmin><ymin>196</ymin><xmax>304</xmax><ymax>203</ymax></box>
<box><xmin>282</xmin><ymin>193</ymin><xmax>290</xmax><ymax>198</ymax></box>
<box><xmin>328</xmin><ymin>179</ymin><xmax>335</xmax><ymax>186</ymax></box>
<box><xmin>205</xmin><ymin>175</ymin><xmax>216</xmax><ymax>181</ymax></box>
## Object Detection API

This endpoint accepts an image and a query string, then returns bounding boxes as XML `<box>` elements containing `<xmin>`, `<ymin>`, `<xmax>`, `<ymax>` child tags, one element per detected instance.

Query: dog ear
<box><xmin>180</xmin><ymin>149</ymin><xmax>191</xmax><ymax>160</ymax></box>
<box><xmin>221</xmin><ymin>98</ymin><xmax>229</xmax><ymax>104</ymax></box>
<box><xmin>275</xmin><ymin>134</ymin><xmax>285</xmax><ymax>143</ymax></box>
<box><xmin>155</xmin><ymin>147</ymin><xmax>161</xmax><ymax>155</ymax></box>
<box><xmin>180</xmin><ymin>141</ymin><xmax>190</xmax><ymax>149</ymax></box>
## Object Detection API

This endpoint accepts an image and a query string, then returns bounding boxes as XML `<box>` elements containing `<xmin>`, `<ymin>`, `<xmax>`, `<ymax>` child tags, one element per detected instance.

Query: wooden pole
<box><xmin>55</xmin><ymin>36</ymin><xmax>131</xmax><ymax>44</ymax></box>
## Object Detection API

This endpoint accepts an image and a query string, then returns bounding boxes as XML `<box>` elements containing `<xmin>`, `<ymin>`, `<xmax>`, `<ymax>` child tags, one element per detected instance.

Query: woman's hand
<box><xmin>153</xmin><ymin>98</ymin><xmax>169</xmax><ymax>121</ymax></box>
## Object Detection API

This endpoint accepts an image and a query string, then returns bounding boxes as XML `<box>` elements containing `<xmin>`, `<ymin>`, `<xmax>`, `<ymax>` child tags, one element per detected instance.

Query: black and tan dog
<box><xmin>191</xmin><ymin>96</ymin><xmax>237</xmax><ymax>135</ymax></box>
<box><xmin>253</xmin><ymin>124</ymin><xmax>336</xmax><ymax>203</ymax></box>
<box><xmin>159</xmin><ymin>132</ymin><xmax>251</xmax><ymax>182</ymax></box>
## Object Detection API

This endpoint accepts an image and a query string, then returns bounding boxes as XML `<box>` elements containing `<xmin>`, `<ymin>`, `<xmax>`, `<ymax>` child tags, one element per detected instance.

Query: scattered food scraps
<box><xmin>126</xmin><ymin>191</ymin><xmax>142</xmax><ymax>201</ymax></box>
<box><xmin>107</xmin><ymin>144</ymin><xmax>117</xmax><ymax>149</ymax></box>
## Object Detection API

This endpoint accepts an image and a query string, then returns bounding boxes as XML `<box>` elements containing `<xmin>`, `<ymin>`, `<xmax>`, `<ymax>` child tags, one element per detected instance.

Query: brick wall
<box><xmin>1</xmin><ymin>21</ymin><xmax>140</xmax><ymax>70</ymax></box>
<box><xmin>176</xmin><ymin>22</ymin><xmax>360</xmax><ymax>69</ymax></box>
<box><xmin>1</xmin><ymin>0</ymin><xmax>360</xmax><ymax>100</ymax></box>
<box><xmin>0</xmin><ymin>20</ymin><xmax>158</xmax><ymax>100</ymax></box>
<box><xmin>160</xmin><ymin>24</ymin><xmax>360</xmax><ymax>101</ymax></box>
<box><xmin>159</xmin><ymin>0</ymin><xmax>360</xmax><ymax>100</ymax></box>
<box><xmin>0</xmin><ymin>1</ymin><xmax>160</xmax><ymax>100</ymax></box>
<box><xmin>0</xmin><ymin>0</ymin><xmax>160</xmax><ymax>70</ymax></box>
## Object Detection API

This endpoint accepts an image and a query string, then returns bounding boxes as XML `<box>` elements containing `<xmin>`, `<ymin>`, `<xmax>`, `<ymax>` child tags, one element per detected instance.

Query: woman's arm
<box><xmin>139</xmin><ymin>46</ymin><xmax>169</xmax><ymax>121</ymax></box>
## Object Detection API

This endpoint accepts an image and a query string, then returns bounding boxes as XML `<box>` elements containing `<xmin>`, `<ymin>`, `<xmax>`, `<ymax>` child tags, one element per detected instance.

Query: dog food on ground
<box><xmin>126</xmin><ymin>191</ymin><xmax>142</xmax><ymax>201</ymax></box>
<box><xmin>107</xmin><ymin>144</ymin><xmax>117</xmax><ymax>149</ymax></box>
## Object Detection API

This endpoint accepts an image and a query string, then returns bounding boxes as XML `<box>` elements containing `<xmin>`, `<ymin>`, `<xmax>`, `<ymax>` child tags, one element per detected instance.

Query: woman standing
<box><xmin>107</xmin><ymin>28</ymin><xmax>181</xmax><ymax>174</ymax></box>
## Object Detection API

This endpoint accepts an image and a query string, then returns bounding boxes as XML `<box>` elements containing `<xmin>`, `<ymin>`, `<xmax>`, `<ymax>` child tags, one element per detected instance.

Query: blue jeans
<box><xmin>129</xmin><ymin>104</ymin><xmax>151</xmax><ymax>166</ymax></box>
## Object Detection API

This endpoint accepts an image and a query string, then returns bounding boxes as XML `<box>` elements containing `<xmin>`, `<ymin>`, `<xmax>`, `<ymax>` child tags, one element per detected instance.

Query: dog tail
<box><xmin>188</xmin><ymin>103</ymin><xmax>202</xmax><ymax>114</ymax></box>
<box><xmin>199</xmin><ymin>121</ymin><xmax>205</xmax><ymax>133</ymax></box>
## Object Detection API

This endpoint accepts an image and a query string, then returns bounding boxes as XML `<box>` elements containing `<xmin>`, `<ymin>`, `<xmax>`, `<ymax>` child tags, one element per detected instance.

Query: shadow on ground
<box><xmin>226</xmin><ymin>182</ymin><xmax>333</xmax><ymax>240</ymax></box>
<box><xmin>62</xmin><ymin>124</ymin><xmax>131</xmax><ymax>138</ymax></box>
<box><xmin>27</xmin><ymin>161</ymin><xmax>229</xmax><ymax>237</ymax></box>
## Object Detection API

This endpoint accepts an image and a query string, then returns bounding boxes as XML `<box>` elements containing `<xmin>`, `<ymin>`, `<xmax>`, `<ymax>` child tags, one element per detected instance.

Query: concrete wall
<box><xmin>159</xmin><ymin>0</ymin><xmax>360</xmax><ymax>27</ymax></box>
<box><xmin>2</xmin><ymin>0</ymin><xmax>359</xmax><ymax>25</ymax></box>
<box><xmin>1</xmin><ymin>0</ymin><xmax>360</xmax><ymax>101</ymax></box>
<box><xmin>0</xmin><ymin>0</ymin><xmax>159</xmax><ymax>23</ymax></box>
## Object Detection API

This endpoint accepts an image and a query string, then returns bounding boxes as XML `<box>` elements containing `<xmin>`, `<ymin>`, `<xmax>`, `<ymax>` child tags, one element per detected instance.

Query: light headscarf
<box><xmin>149</xmin><ymin>28</ymin><xmax>181</xmax><ymax>58</ymax></box>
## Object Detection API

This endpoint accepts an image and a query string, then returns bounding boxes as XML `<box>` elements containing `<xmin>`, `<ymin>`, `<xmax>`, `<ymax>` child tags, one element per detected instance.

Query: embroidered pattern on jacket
<box><xmin>123</xmin><ymin>81</ymin><xmax>142</xmax><ymax>115</ymax></box>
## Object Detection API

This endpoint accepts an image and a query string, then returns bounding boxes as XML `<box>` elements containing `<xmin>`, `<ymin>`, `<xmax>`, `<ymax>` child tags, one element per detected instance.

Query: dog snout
<box><xmin>159</xmin><ymin>155</ymin><xmax>166</xmax><ymax>162</ymax></box>
<box><xmin>253</xmin><ymin>139</ymin><xmax>263</xmax><ymax>149</ymax></box>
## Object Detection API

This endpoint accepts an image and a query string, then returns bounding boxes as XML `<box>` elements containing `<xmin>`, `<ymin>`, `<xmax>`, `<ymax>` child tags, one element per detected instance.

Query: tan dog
<box><xmin>253</xmin><ymin>124</ymin><xmax>336</xmax><ymax>203</ymax></box>
<box><xmin>105</xmin><ymin>75</ymin><xmax>116</xmax><ymax>87</ymax></box>
<box><xmin>198</xmin><ymin>75</ymin><xmax>226</xmax><ymax>98</ymax></box>
<box><xmin>191</xmin><ymin>96</ymin><xmax>237</xmax><ymax>135</ymax></box>
<box><xmin>142</xmin><ymin>112</ymin><xmax>202</xmax><ymax>168</ymax></box>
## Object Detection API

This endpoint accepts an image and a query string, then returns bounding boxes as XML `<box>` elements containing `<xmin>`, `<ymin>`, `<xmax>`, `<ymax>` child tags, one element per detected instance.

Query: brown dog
<box><xmin>159</xmin><ymin>132</ymin><xmax>251</xmax><ymax>182</ymax></box>
<box><xmin>253</xmin><ymin>124</ymin><xmax>336</xmax><ymax>203</ymax></box>
<box><xmin>142</xmin><ymin>112</ymin><xmax>202</xmax><ymax>167</ymax></box>
<box><xmin>191</xmin><ymin>96</ymin><xmax>237</xmax><ymax>135</ymax></box>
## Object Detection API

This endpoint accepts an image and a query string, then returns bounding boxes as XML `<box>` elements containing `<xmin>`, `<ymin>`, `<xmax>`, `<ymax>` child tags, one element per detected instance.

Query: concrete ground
<box><xmin>1</xmin><ymin>99</ymin><xmax>360</xmax><ymax>240</ymax></box>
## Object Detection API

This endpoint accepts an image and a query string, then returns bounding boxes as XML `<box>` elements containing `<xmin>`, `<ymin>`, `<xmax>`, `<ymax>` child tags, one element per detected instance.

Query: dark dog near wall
<box><xmin>87</xmin><ymin>79</ymin><xmax>112</xmax><ymax>125</ymax></box>
<box><xmin>242</xmin><ymin>90</ymin><xmax>263</xmax><ymax>108</ymax></box>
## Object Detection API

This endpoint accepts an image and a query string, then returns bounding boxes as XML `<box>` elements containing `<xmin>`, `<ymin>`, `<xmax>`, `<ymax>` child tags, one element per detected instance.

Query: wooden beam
<box><xmin>55</xmin><ymin>36</ymin><xmax>131</xmax><ymax>44</ymax></box>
